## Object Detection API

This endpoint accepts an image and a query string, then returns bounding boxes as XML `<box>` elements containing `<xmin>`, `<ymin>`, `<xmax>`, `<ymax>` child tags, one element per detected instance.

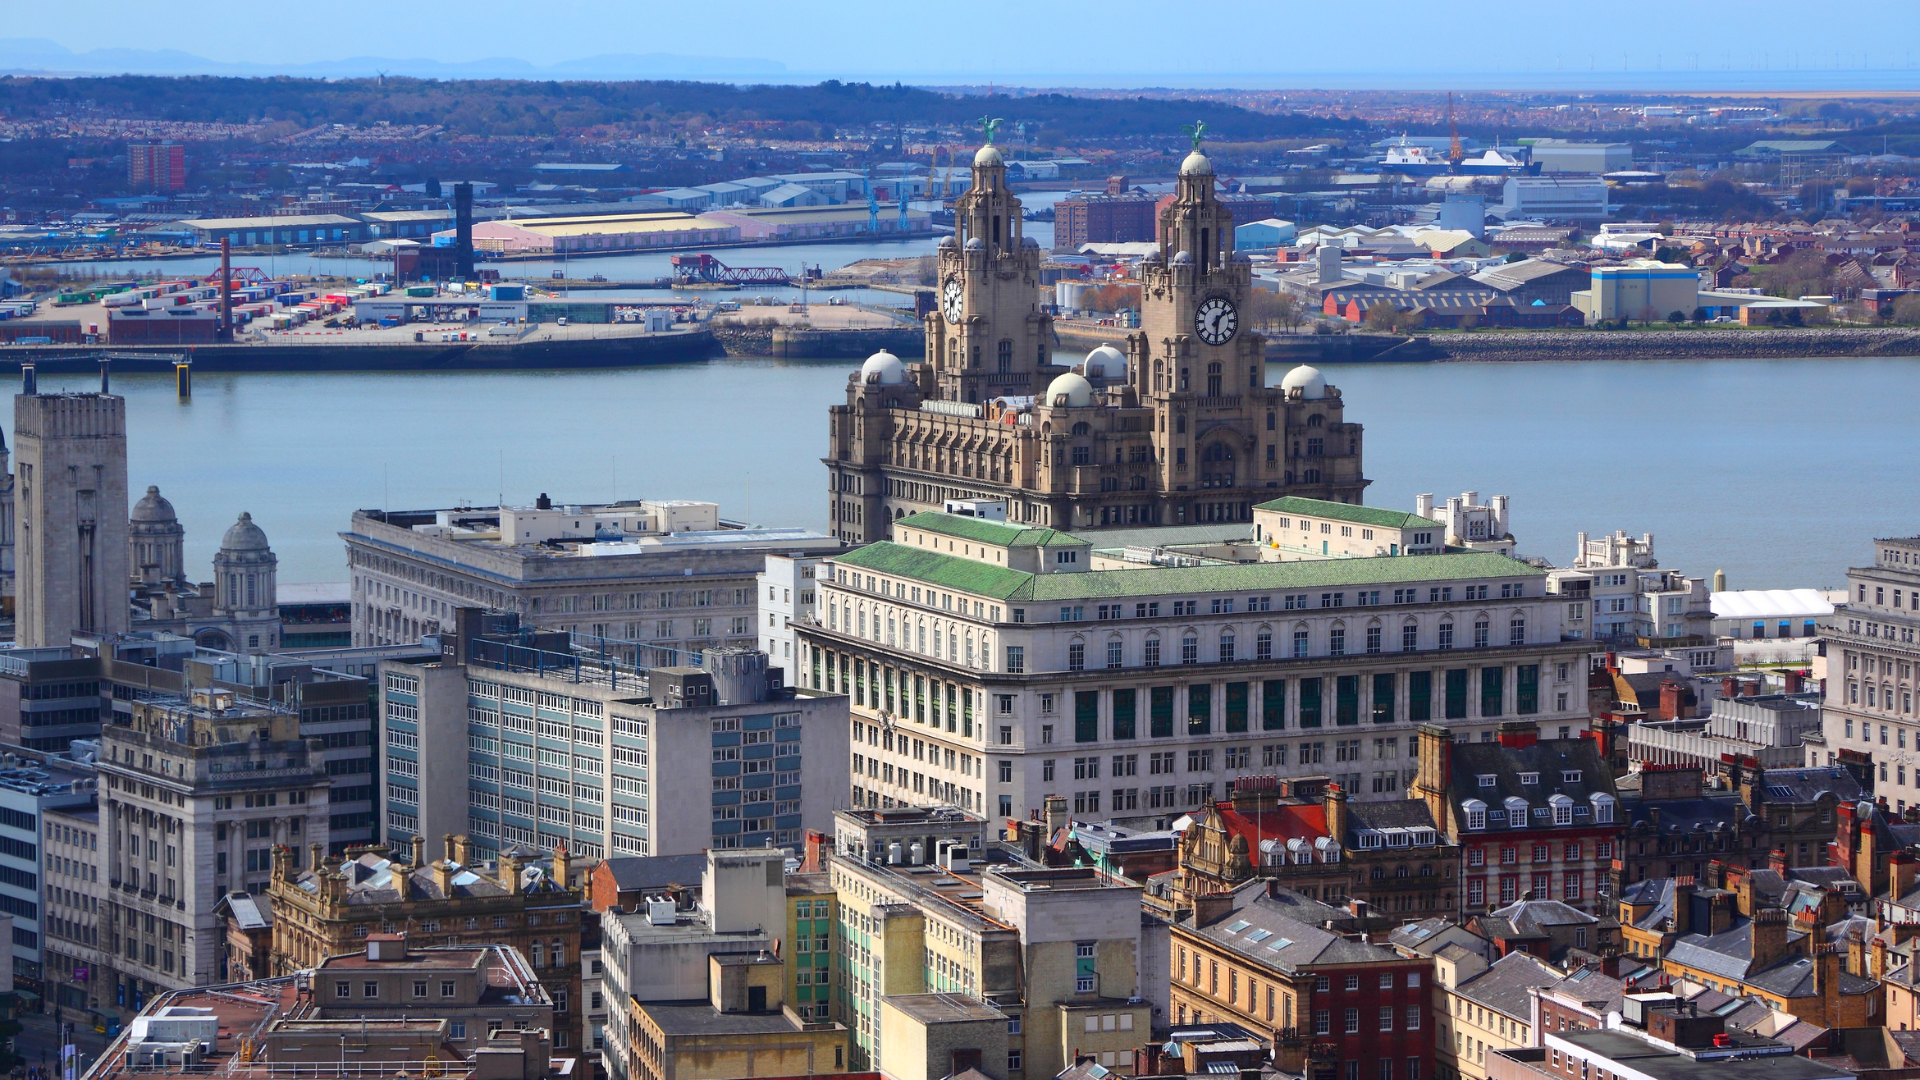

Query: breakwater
<box><xmin>709</xmin><ymin>324</ymin><xmax>924</xmax><ymax>359</ymax></box>
<box><xmin>1419</xmin><ymin>326</ymin><xmax>1920</xmax><ymax>361</ymax></box>
<box><xmin>0</xmin><ymin>329</ymin><xmax>722</xmax><ymax>373</ymax></box>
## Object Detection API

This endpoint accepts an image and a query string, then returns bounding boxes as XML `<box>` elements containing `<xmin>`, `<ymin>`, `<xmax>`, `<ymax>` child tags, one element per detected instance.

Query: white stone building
<box><xmin>1820</xmin><ymin>536</ymin><xmax>1920</xmax><ymax>810</ymax></box>
<box><xmin>795</xmin><ymin>509</ymin><xmax>1592</xmax><ymax>827</ymax></box>
<box><xmin>1418</xmin><ymin>491</ymin><xmax>1515</xmax><ymax>557</ymax></box>
<box><xmin>756</xmin><ymin>552</ymin><xmax>827</xmax><ymax>675</ymax></box>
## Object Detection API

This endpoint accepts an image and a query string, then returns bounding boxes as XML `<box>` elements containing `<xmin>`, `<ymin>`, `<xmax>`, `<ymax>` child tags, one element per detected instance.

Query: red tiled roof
<box><xmin>1215</xmin><ymin>803</ymin><xmax>1328</xmax><ymax>848</ymax></box>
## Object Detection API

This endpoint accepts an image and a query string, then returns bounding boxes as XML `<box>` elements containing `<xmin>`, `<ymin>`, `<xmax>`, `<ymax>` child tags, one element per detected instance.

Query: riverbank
<box><xmin>1419</xmin><ymin>326</ymin><xmax>1920</xmax><ymax>361</ymax></box>
<box><xmin>0</xmin><ymin>327</ymin><xmax>721</xmax><ymax>372</ymax></box>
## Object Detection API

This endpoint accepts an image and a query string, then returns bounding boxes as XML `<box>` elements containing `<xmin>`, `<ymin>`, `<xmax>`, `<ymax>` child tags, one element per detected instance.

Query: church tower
<box><xmin>924</xmin><ymin>126</ymin><xmax>1055</xmax><ymax>403</ymax></box>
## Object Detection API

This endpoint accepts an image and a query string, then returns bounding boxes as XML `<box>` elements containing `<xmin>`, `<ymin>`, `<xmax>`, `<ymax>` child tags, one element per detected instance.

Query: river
<box><xmin>22</xmin><ymin>354</ymin><xmax>1918</xmax><ymax>592</ymax></box>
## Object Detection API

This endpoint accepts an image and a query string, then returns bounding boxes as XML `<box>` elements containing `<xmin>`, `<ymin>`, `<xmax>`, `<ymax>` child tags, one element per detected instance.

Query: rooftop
<box><xmin>1253</xmin><ymin>496</ymin><xmax>1440</xmax><ymax>531</ymax></box>
<box><xmin>883</xmin><ymin>992</ymin><xmax>1007</xmax><ymax>1024</ymax></box>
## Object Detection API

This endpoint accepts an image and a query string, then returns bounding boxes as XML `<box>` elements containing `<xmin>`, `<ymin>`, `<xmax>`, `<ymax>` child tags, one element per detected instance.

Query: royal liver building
<box><xmin>825</xmin><ymin>130</ymin><xmax>1368</xmax><ymax>544</ymax></box>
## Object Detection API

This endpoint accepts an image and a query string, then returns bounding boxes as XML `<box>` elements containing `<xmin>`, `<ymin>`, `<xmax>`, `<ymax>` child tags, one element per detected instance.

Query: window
<box><xmin>1345</xmin><ymin>1008</ymin><xmax>1360</xmax><ymax>1034</ymax></box>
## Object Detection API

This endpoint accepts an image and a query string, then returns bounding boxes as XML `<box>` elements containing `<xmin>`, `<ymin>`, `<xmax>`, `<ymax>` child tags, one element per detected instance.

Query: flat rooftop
<box><xmin>637</xmin><ymin>1001</ymin><xmax>816</xmax><ymax>1037</ymax></box>
<box><xmin>1540</xmin><ymin>1028</ymin><xmax>1854</xmax><ymax>1080</ymax></box>
<box><xmin>883</xmin><ymin>992</ymin><xmax>1006</xmax><ymax>1024</ymax></box>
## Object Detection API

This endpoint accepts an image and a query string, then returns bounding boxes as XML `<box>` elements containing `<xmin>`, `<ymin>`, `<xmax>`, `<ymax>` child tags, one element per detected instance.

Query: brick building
<box><xmin>1053</xmin><ymin>194</ymin><xmax>1158</xmax><ymax>252</ymax></box>
<box><xmin>129</xmin><ymin>143</ymin><xmax>186</xmax><ymax>191</ymax></box>
<box><xmin>1413</xmin><ymin>720</ymin><xmax>1621</xmax><ymax>915</ymax></box>
<box><xmin>1171</xmin><ymin>879</ymin><xmax>1432</xmax><ymax>1080</ymax></box>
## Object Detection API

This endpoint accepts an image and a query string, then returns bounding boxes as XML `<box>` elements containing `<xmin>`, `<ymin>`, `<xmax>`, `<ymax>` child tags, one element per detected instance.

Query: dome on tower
<box><xmin>1044</xmin><ymin>372</ymin><xmax>1094</xmax><ymax>408</ymax></box>
<box><xmin>1280</xmin><ymin>364</ymin><xmax>1328</xmax><ymax>400</ymax></box>
<box><xmin>860</xmin><ymin>349</ymin><xmax>907</xmax><ymax>385</ymax></box>
<box><xmin>220</xmin><ymin>512</ymin><xmax>271</xmax><ymax>553</ymax></box>
<box><xmin>1083</xmin><ymin>344</ymin><xmax>1125</xmax><ymax>379</ymax></box>
<box><xmin>965</xmin><ymin>237</ymin><xmax>985</xmax><ymax>251</ymax></box>
<box><xmin>131</xmin><ymin>485</ymin><xmax>177</xmax><ymax>524</ymax></box>
<box><xmin>1172</xmin><ymin>250</ymin><xmax>1193</xmax><ymax>265</ymax></box>
<box><xmin>938</xmin><ymin>235</ymin><xmax>956</xmax><ymax>249</ymax></box>
<box><xmin>1179</xmin><ymin>150</ymin><xmax>1214</xmax><ymax>176</ymax></box>
<box><xmin>974</xmin><ymin>144</ymin><xmax>1004</xmax><ymax>167</ymax></box>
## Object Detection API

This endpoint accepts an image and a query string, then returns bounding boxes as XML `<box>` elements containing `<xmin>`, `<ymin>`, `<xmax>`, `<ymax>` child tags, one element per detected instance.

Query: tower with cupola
<box><xmin>924</xmin><ymin>121</ymin><xmax>1057</xmax><ymax>404</ymax></box>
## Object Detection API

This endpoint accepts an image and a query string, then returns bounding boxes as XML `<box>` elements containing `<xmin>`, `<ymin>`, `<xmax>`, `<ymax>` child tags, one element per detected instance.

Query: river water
<box><xmin>23</xmin><ymin>354</ymin><xmax>1919</xmax><ymax>592</ymax></box>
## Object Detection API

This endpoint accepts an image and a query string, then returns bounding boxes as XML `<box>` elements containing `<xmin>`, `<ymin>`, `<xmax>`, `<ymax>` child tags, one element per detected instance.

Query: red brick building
<box><xmin>1172</xmin><ymin>880</ymin><xmax>1432</xmax><ymax>1080</ymax></box>
<box><xmin>129</xmin><ymin>143</ymin><xmax>186</xmax><ymax>191</ymax></box>
<box><xmin>1413</xmin><ymin>720</ymin><xmax>1622</xmax><ymax>915</ymax></box>
<box><xmin>1054</xmin><ymin>194</ymin><xmax>1158</xmax><ymax>252</ymax></box>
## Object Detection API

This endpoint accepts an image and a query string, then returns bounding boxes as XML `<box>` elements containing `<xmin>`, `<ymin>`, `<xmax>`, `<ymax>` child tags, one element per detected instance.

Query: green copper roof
<box><xmin>834</xmin><ymin>542</ymin><xmax>1035</xmax><ymax>600</ymax></box>
<box><xmin>1253</xmin><ymin>496</ymin><xmax>1442</xmax><ymax>531</ymax></box>
<box><xmin>896</xmin><ymin>511</ymin><xmax>1086</xmax><ymax>548</ymax></box>
<box><xmin>836</xmin><ymin>543</ymin><xmax>1542</xmax><ymax>604</ymax></box>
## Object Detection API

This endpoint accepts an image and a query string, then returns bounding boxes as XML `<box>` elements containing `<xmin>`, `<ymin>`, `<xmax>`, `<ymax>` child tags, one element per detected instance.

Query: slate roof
<box><xmin>834</xmin><ymin>543</ymin><xmax>1545</xmax><ymax>604</ymax></box>
<box><xmin>1667</xmin><ymin>921</ymin><xmax>1877</xmax><ymax>999</ymax></box>
<box><xmin>1348</xmin><ymin>799</ymin><xmax>1444</xmax><ymax>839</ymax></box>
<box><xmin>1620</xmin><ymin>878</ymin><xmax>1677</xmax><ymax>931</ymax></box>
<box><xmin>1390</xmin><ymin>917</ymin><xmax>1494</xmax><ymax>961</ymax></box>
<box><xmin>292</xmin><ymin>850</ymin><xmax>572</xmax><ymax>906</ymax></box>
<box><xmin>1183</xmin><ymin>882</ymin><xmax>1401</xmax><ymax>970</ymax></box>
<box><xmin>1619</xmin><ymin>792</ymin><xmax>1750</xmax><ymax>834</ymax></box>
<box><xmin>1453</xmin><ymin>952</ymin><xmax>1562</xmax><ymax>1019</ymax></box>
<box><xmin>1760</xmin><ymin>766</ymin><xmax>1865</xmax><ymax>804</ymax></box>
<box><xmin>1540</xmin><ymin>964</ymin><xmax>1626</xmax><ymax>1015</ymax></box>
<box><xmin>1482</xmin><ymin>897</ymin><xmax>1601</xmax><ymax>936</ymax></box>
<box><xmin>1447</xmin><ymin>735</ymin><xmax>1617</xmax><ymax>834</ymax></box>
<box><xmin>600</xmin><ymin>853</ymin><xmax>707</xmax><ymax>893</ymax></box>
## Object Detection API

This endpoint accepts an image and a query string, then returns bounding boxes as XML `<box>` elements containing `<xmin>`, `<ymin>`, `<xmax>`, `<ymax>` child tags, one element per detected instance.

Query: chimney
<box><xmin>1769</xmin><ymin>848</ymin><xmax>1789</xmax><ymax>875</ymax></box>
<box><xmin>1892</xmin><ymin>851</ymin><xmax>1919</xmax><ymax>904</ymax></box>
<box><xmin>453</xmin><ymin>835</ymin><xmax>472</xmax><ymax>866</ymax></box>
<box><xmin>500</xmin><ymin>851</ymin><xmax>524</xmax><ymax>896</ymax></box>
<box><xmin>1324</xmin><ymin>783</ymin><xmax>1350</xmax><ymax>844</ymax></box>
<box><xmin>1045</xmin><ymin>793</ymin><xmax>1071</xmax><ymax>838</ymax></box>
<box><xmin>1847</xmin><ymin>927</ymin><xmax>1868</xmax><ymax>977</ymax></box>
<box><xmin>454</xmin><ymin>182</ymin><xmax>475</xmax><ymax>279</ymax></box>
<box><xmin>552</xmin><ymin>843</ymin><xmax>571</xmax><ymax>889</ymax></box>
<box><xmin>395</xmin><ymin>861</ymin><xmax>411</xmax><ymax>900</ymax></box>
<box><xmin>1814</xmin><ymin>943</ymin><xmax>1841</xmax><ymax>1024</ymax></box>
<box><xmin>443</xmin><ymin>833</ymin><xmax>458</xmax><ymax>864</ymax></box>
<box><xmin>1671</xmin><ymin>877</ymin><xmax>1694</xmax><ymax>936</ymax></box>
<box><xmin>1497</xmin><ymin>720</ymin><xmax>1540</xmax><ymax>750</ymax></box>
<box><xmin>1722</xmin><ymin>676</ymin><xmax>1739</xmax><ymax>700</ymax></box>
<box><xmin>432</xmin><ymin>858</ymin><xmax>455</xmax><ymax>897</ymax></box>
<box><xmin>308</xmin><ymin>842</ymin><xmax>323</xmax><ymax>874</ymax></box>
<box><xmin>1193</xmin><ymin>890</ymin><xmax>1235</xmax><ymax>927</ymax></box>
<box><xmin>1708</xmin><ymin>892</ymin><xmax>1735</xmax><ymax>936</ymax></box>
<box><xmin>1751</xmin><ymin>908</ymin><xmax>1790</xmax><ymax>969</ymax></box>
<box><xmin>410</xmin><ymin>835</ymin><xmax>425</xmax><ymax>868</ymax></box>
<box><xmin>1784</xmin><ymin>670</ymin><xmax>1807</xmax><ymax>694</ymax></box>
<box><xmin>218</xmin><ymin>237</ymin><xmax>233</xmax><ymax>343</ymax></box>
<box><xmin>804</xmin><ymin>829</ymin><xmax>828</xmax><ymax>873</ymax></box>
<box><xmin>1873</xmin><ymin>932</ymin><xmax>1889</xmax><ymax>980</ymax></box>
<box><xmin>1658</xmin><ymin>680</ymin><xmax>1688</xmax><ymax>721</ymax></box>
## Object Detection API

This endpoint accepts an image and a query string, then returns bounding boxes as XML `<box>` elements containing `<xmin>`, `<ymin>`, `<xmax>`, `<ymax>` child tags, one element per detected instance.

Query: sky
<box><xmin>7</xmin><ymin>1</ymin><xmax>1920</xmax><ymax>89</ymax></box>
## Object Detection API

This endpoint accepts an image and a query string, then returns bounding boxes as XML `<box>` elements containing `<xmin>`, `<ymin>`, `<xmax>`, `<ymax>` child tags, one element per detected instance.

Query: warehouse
<box><xmin>174</xmin><ymin>214</ymin><xmax>368</xmax><ymax>247</ymax></box>
<box><xmin>435</xmin><ymin>212</ymin><xmax>740</xmax><ymax>254</ymax></box>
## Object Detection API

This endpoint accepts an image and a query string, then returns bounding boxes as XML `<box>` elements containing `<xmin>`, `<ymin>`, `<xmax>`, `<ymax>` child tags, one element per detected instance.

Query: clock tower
<box><xmin>924</xmin><ymin>134</ymin><xmax>1056</xmax><ymax>403</ymax></box>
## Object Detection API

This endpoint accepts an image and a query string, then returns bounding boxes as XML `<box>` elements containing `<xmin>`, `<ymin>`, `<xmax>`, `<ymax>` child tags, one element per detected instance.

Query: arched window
<box><xmin>1219</xmin><ymin>631</ymin><xmax>1236</xmax><ymax>663</ymax></box>
<box><xmin>1071</xmin><ymin>422</ymin><xmax>1090</xmax><ymax>436</ymax></box>
<box><xmin>1308</xmin><ymin>413</ymin><xmax>1324</xmax><ymax>428</ymax></box>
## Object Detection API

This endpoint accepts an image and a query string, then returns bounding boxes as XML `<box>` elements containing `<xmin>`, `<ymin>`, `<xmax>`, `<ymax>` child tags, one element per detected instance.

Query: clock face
<box><xmin>940</xmin><ymin>277</ymin><xmax>965</xmax><ymax>323</ymax></box>
<box><xmin>1195</xmin><ymin>297</ymin><xmax>1238</xmax><ymax>346</ymax></box>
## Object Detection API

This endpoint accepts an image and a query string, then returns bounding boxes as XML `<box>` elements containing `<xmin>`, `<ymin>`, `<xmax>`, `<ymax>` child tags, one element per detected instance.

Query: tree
<box><xmin>1692</xmin><ymin>307</ymin><xmax>1708</xmax><ymax>323</ymax></box>
<box><xmin>1667</xmin><ymin>310</ymin><xmax>1687</xmax><ymax>325</ymax></box>
<box><xmin>1363</xmin><ymin>303</ymin><xmax>1420</xmax><ymax>334</ymax></box>
<box><xmin>1889</xmin><ymin>294</ymin><xmax>1920</xmax><ymax>324</ymax></box>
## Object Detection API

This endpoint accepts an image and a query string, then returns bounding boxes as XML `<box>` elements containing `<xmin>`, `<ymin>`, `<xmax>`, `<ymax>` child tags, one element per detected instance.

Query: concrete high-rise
<box><xmin>14</xmin><ymin>386</ymin><xmax>130</xmax><ymax>647</ymax></box>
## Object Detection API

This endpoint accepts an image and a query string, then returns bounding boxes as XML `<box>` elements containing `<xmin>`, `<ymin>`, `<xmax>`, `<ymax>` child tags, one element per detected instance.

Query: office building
<box><xmin>1411</xmin><ymin>720</ymin><xmax>1620</xmax><ymax>914</ymax></box>
<box><xmin>0</xmin><ymin>645</ymin><xmax>107</xmax><ymax>751</ymax></box>
<box><xmin>826</xmin><ymin>805</ymin><xmax>1165</xmax><ymax>1080</ymax></box>
<box><xmin>15</xmin><ymin>384</ymin><xmax>130</xmax><ymax>648</ymax></box>
<box><xmin>1433</xmin><ymin>950</ymin><xmax>1560</xmax><ymax>1080</ymax></box>
<box><xmin>827</xmin><ymin>136</ymin><xmax>1366</xmax><ymax>543</ymax></box>
<box><xmin>97</xmin><ymin>688</ymin><xmax>332</xmax><ymax>1015</ymax></box>
<box><xmin>378</xmin><ymin>611</ymin><xmax>848</xmax><ymax>861</ymax></box>
<box><xmin>43</xmin><ymin>769</ymin><xmax>104</xmax><ymax>1021</ymax></box>
<box><xmin>127</xmin><ymin>144</ymin><xmax>186</xmax><ymax>192</ymax></box>
<box><xmin>757</xmin><ymin>552</ymin><xmax>827</xmax><ymax>673</ymax></box>
<box><xmin>1174</xmin><ymin>775</ymin><xmax>1459</xmax><ymax>921</ymax></box>
<box><xmin>342</xmin><ymin>496</ymin><xmax>840</xmax><ymax>654</ymax></box>
<box><xmin>1821</xmin><ymin>535</ymin><xmax>1920</xmax><ymax>810</ymax></box>
<box><xmin>601</xmin><ymin>848</ymin><xmax>846</xmax><ymax>1080</ymax></box>
<box><xmin>1170</xmin><ymin>878</ymin><xmax>1431</xmax><ymax>1080</ymax></box>
<box><xmin>310</xmin><ymin>937</ymin><xmax>555</xmax><ymax>1055</ymax></box>
<box><xmin>266</xmin><ymin>836</ymin><xmax>584</xmax><ymax>1060</ymax></box>
<box><xmin>1052</xmin><ymin>194</ymin><xmax>1158</xmax><ymax>252</ymax></box>
<box><xmin>0</xmin><ymin>746</ymin><xmax>94</xmax><ymax>1003</ymax></box>
<box><xmin>797</xmin><ymin>508</ymin><xmax>1592</xmax><ymax>826</ymax></box>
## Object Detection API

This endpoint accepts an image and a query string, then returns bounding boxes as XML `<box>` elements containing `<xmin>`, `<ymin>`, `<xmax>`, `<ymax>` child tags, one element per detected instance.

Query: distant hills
<box><xmin>0</xmin><ymin>38</ymin><xmax>788</xmax><ymax>81</ymax></box>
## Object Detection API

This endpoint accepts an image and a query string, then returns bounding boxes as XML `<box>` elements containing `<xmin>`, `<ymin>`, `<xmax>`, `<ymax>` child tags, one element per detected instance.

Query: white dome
<box><xmin>974</xmin><ymin>144</ymin><xmax>1004</xmax><ymax>167</ymax></box>
<box><xmin>220</xmin><ymin>511</ymin><xmax>271</xmax><ymax>553</ymax></box>
<box><xmin>965</xmin><ymin>237</ymin><xmax>985</xmax><ymax>251</ymax></box>
<box><xmin>1280</xmin><ymin>364</ymin><xmax>1328</xmax><ymax>400</ymax></box>
<box><xmin>860</xmin><ymin>349</ymin><xmax>907</xmax><ymax>385</ymax></box>
<box><xmin>1045</xmin><ymin>372</ymin><xmax>1094</xmax><ymax>408</ymax></box>
<box><xmin>1084</xmin><ymin>344</ymin><xmax>1125</xmax><ymax>379</ymax></box>
<box><xmin>938</xmin><ymin>234</ymin><xmax>956</xmax><ymax>248</ymax></box>
<box><xmin>1172</xmin><ymin>250</ymin><xmax>1193</xmax><ymax>264</ymax></box>
<box><xmin>1180</xmin><ymin>150</ymin><xmax>1214</xmax><ymax>176</ymax></box>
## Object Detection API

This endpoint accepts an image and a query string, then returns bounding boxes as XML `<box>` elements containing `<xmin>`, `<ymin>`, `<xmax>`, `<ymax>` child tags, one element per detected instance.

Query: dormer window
<box><xmin>1550</xmin><ymin>794</ymin><xmax>1575</xmax><ymax>826</ymax></box>
<box><xmin>1463</xmin><ymin>799</ymin><xmax>1487</xmax><ymax>831</ymax></box>
<box><xmin>1477</xmin><ymin>775</ymin><xmax>1497</xmax><ymax>788</ymax></box>
<box><xmin>1561</xmin><ymin>770</ymin><xmax>1582</xmax><ymax>783</ymax></box>
<box><xmin>1591</xmin><ymin>793</ymin><xmax>1616</xmax><ymax>824</ymax></box>
<box><xmin>1505</xmin><ymin>797</ymin><xmax>1528</xmax><ymax>827</ymax></box>
<box><xmin>1518</xmin><ymin>772</ymin><xmax>1539</xmax><ymax>785</ymax></box>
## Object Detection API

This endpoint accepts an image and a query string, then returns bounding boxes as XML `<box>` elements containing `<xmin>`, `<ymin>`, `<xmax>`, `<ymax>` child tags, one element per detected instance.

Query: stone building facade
<box><xmin>1822</xmin><ymin>535</ymin><xmax>1920</xmax><ymax>811</ymax></box>
<box><xmin>97</xmin><ymin>688</ymin><xmax>331</xmax><ymax>1014</ymax></box>
<box><xmin>15</xmin><ymin>387</ymin><xmax>130</xmax><ymax>647</ymax></box>
<box><xmin>825</xmin><ymin>138</ymin><xmax>1365</xmax><ymax>545</ymax></box>
<box><xmin>266</xmin><ymin>834</ymin><xmax>586</xmax><ymax>1060</ymax></box>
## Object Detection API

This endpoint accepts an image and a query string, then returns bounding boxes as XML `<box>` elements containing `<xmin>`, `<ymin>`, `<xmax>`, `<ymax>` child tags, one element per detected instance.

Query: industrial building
<box><xmin>1569</xmin><ymin>260</ymin><xmax>1702</xmax><ymax>322</ymax></box>
<box><xmin>1524</xmin><ymin>139</ymin><xmax>1634</xmax><ymax>173</ymax></box>
<box><xmin>1497</xmin><ymin>175</ymin><xmax>1609</xmax><ymax>222</ymax></box>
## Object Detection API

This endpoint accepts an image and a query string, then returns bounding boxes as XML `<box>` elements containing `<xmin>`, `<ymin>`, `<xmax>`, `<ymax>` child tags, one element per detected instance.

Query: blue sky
<box><xmin>7</xmin><ymin>1</ymin><xmax>1920</xmax><ymax>87</ymax></box>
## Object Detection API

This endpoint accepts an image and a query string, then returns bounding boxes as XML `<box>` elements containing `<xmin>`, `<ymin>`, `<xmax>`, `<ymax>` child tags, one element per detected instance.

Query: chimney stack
<box><xmin>1671</xmin><ymin>877</ymin><xmax>1694</xmax><ymax>936</ymax></box>
<box><xmin>552</xmin><ymin>843</ymin><xmax>571</xmax><ymax>889</ymax></box>
<box><xmin>410</xmin><ymin>834</ymin><xmax>425</xmax><ymax>868</ymax></box>
<box><xmin>1325</xmin><ymin>783</ymin><xmax>1350</xmax><ymax>845</ymax></box>
<box><xmin>1751</xmin><ymin>908</ymin><xmax>1790</xmax><ymax>969</ymax></box>
<box><xmin>453</xmin><ymin>834</ymin><xmax>472</xmax><ymax>866</ymax></box>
